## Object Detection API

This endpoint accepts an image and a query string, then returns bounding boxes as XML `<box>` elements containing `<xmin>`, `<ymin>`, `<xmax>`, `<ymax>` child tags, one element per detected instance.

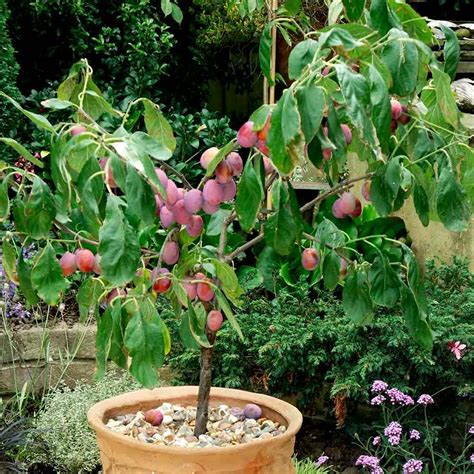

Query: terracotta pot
<box><xmin>88</xmin><ymin>385</ymin><xmax>303</xmax><ymax>473</ymax></box>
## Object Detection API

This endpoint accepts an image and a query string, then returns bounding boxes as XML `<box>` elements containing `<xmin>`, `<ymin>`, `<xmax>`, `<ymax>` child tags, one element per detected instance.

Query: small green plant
<box><xmin>294</xmin><ymin>456</ymin><xmax>334</xmax><ymax>473</ymax></box>
<box><xmin>24</xmin><ymin>370</ymin><xmax>141</xmax><ymax>473</ymax></box>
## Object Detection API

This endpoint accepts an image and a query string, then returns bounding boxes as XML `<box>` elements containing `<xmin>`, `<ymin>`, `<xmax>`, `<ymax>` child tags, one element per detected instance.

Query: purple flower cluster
<box><xmin>370</xmin><ymin>395</ymin><xmax>386</xmax><ymax>406</ymax></box>
<box><xmin>384</xmin><ymin>421</ymin><xmax>402</xmax><ymax>446</ymax></box>
<box><xmin>0</xmin><ymin>263</ymin><xmax>31</xmax><ymax>320</ymax></box>
<box><xmin>416</xmin><ymin>394</ymin><xmax>434</xmax><ymax>406</ymax></box>
<box><xmin>372</xmin><ymin>436</ymin><xmax>381</xmax><ymax>446</ymax></box>
<box><xmin>355</xmin><ymin>455</ymin><xmax>383</xmax><ymax>474</ymax></box>
<box><xmin>409</xmin><ymin>429</ymin><xmax>421</xmax><ymax>441</ymax></box>
<box><xmin>371</xmin><ymin>380</ymin><xmax>388</xmax><ymax>393</ymax></box>
<box><xmin>315</xmin><ymin>455</ymin><xmax>329</xmax><ymax>467</ymax></box>
<box><xmin>402</xmin><ymin>459</ymin><xmax>423</xmax><ymax>473</ymax></box>
<box><xmin>386</xmin><ymin>388</ymin><xmax>414</xmax><ymax>406</ymax></box>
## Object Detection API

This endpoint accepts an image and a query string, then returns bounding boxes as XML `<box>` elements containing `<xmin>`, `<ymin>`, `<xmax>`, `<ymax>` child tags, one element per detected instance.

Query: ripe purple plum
<box><xmin>144</xmin><ymin>409</ymin><xmax>163</xmax><ymax>426</ymax></box>
<box><xmin>197</xmin><ymin>277</ymin><xmax>215</xmax><ymax>302</ymax></box>
<box><xmin>225</xmin><ymin>152</ymin><xmax>243</xmax><ymax>176</ymax></box>
<box><xmin>341</xmin><ymin>124</ymin><xmax>352</xmax><ymax>145</ymax></box>
<box><xmin>398</xmin><ymin>105</ymin><xmax>411</xmax><ymax>125</ymax></box>
<box><xmin>361</xmin><ymin>181</ymin><xmax>371</xmax><ymax>201</ymax></box>
<box><xmin>322</xmin><ymin>148</ymin><xmax>332</xmax><ymax>162</ymax></box>
<box><xmin>183</xmin><ymin>189</ymin><xmax>203</xmax><ymax>214</ymax></box>
<box><xmin>339</xmin><ymin>258</ymin><xmax>348</xmax><ymax>278</ymax></box>
<box><xmin>202</xmin><ymin>200</ymin><xmax>220</xmax><ymax>215</ymax></box>
<box><xmin>215</xmin><ymin>160</ymin><xmax>233</xmax><ymax>184</ymax></box>
<box><xmin>203</xmin><ymin>179</ymin><xmax>224</xmax><ymax>206</ymax></box>
<box><xmin>237</xmin><ymin>121</ymin><xmax>258</xmax><ymax>148</ymax></box>
<box><xmin>263</xmin><ymin>156</ymin><xmax>274</xmax><ymax>175</ymax></box>
<box><xmin>70</xmin><ymin>125</ymin><xmax>86</xmax><ymax>136</ymax></box>
<box><xmin>200</xmin><ymin>147</ymin><xmax>219</xmax><ymax>170</ymax></box>
<box><xmin>322</xmin><ymin>66</ymin><xmax>331</xmax><ymax>76</ymax></box>
<box><xmin>301</xmin><ymin>248</ymin><xmax>320</xmax><ymax>271</ymax></box>
<box><xmin>220</xmin><ymin>180</ymin><xmax>236</xmax><ymax>201</ymax></box>
<box><xmin>155</xmin><ymin>168</ymin><xmax>168</xmax><ymax>189</ymax></box>
<box><xmin>151</xmin><ymin>267</ymin><xmax>172</xmax><ymax>293</ymax></box>
<box><xmin>332</xmin><ymin>199</ymin><xmax>346</xmax><ymax>219</ymax></box>
<box><xmin>162</xmin><ymin>242</ymin><xmax>180</xmax><ymax>265</ymax></box>
<box><xmin>183</xmin><ymin>276</ymin><xmax>197</xmax><ymax>300</ymax></box>
<box><xmin>391</xmin><ymin>99</ymin><xmax>402</xmax><ymax>120</ymax></box>
<box><xmin>186</xmin><ymin>215</ymin><xmax>203</xmax><ymax>237</ymax></box>
<box><xmin>160</xmin><ymin>206</ymin><xmax>176</xmax><ymax>228</ymax></box>
<box><xmin>155</xmin><ymin>195</ymin><xmax>164</xmax><ymax>216</ymax></box>
<box><xmin>339</xmin><ymin>192</ymin><xmax>356</xmax><ymax>214</ymax></box>
<box><xmin>75</xmin><ymin>249</ymin><xmax>95</xmax><ymax>273</ymax></box>
<box><xmin>99</xmin><ymin>158</ymin><xmax>117</xmax><ymax>188</ymax></box>
<box><xmin>350</xmin><ymin>198</ymin><xmax>362</xmax><ymax>217</ymax></box>
<box><xmin>243</xmin><ymin>403</ymin><xmax>262</xmax><ymax>420</ymax></box>
<box><xmin>106</xmin><ymin>288</ymin><xmax>126</xmax><ymax>305</ymax></box>
<box><xmin>207</xmin><ymin>310</ymin><xmax>224</xmax><ymax>332</ymax></box>
<box><xmin>60</xmin><ymin>252</ymin><xmax>77</xmax><ymax>276</ymax></box>
<box><xmin>257</xmin><ymin>139</ymin><xmax>269</xmax><ymax>156</ymax></box>
<box><xmin>172</xmin><ymin>200</ymin><xmax>192</xmax><ymax>225</ymax></box>
<box><xmin>177</xmin><ymin>187</ymin><xmax>185</xmax><ymax>201</ymax></box>
<box><xmin>165</xmin><ymin>180</ymin><xmax>179</xmax><ymax>208</ymax></box>
<box><xmin>390</xmin><ymin>119</ymin><xmax>398</xmax><ymax>134</ymax></box>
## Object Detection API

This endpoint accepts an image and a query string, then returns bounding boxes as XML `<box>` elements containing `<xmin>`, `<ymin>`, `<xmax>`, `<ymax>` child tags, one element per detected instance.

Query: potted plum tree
<box><xmin>0</xmin><ymin>1</ymin><xmax>472</xmax><ymax>472</ymax></box>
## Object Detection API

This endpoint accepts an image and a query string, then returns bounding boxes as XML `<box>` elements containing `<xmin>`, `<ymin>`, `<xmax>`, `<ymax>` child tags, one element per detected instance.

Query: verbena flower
<box><xmin>384</xmin><ymin>421</ymin><xmax>402</xmax><ymax>446</ymax></box>
<box><xmin>315</xmin><ymin>455</ymin><xmax>329</xmax><ymax>467</ymax></box>
<box><xmin>409</xmin><ymin>429</ymin><xmax>421</xmax><ymax>440</ymax></box>
<box><xmin>470</xmin><ymin>453</ymin><xmax>474</xmax><ymax>463</ymax></box>
<box><xmin>403</xmin><ymin>459</ymin><xmax>423</xmax><ymax>473</ymax></box>
<box><xmin>386</xmin><ymin>388</ymin><xmax>414</xmax><ymax>406</ymax></box>
<box><xmin>371</xmin><ymin>380</ymin><xmax>388</xmax><ymax>393</ymax></box>
<box><xmin>468</xmin><ymin>426</ymin><xmax>474</xmax><ymax>435</ymax></box>
<box><xmin>372</xmin><ymin>436</ymin><xmax>381</xmax><ymax>446</ymax></box>
<box><xmin>417</xmin><ymin>394</ymin><xmax>434</xmax><ymax>405</ymax></box>
<box><xmin>355</xmin><ymin>455</ymin><xmax>383</xmax><ymax>474</ymax></box>
<box><xmin>0</xmin><ymin>264</ymin><xmax>30</xmax><ymax>320</ymax></box>
<box><xmin>370</xmin><ymin>395</ymin><xmax>386</xmax><ymax>406</ymax></box>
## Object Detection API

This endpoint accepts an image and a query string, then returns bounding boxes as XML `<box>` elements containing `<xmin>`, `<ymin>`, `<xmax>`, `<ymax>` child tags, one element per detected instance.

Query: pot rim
<box><xmin>88</xmin><ymin>385</ymin><xmax>303</xmax><ymax>455</ymax></box>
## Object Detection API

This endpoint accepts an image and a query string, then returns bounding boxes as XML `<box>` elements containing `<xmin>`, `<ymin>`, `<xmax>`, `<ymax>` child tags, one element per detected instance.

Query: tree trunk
<box><xmin>194</xmin><ymin>330</ymin><xmax>216</xmax><ymax>437</ymax></box>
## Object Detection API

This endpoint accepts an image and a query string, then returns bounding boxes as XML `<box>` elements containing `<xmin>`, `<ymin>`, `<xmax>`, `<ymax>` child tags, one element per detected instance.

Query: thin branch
<box><xmin>217</xmin><ymin>211</ymin><xmax>236</xmax><ymax>259</ymax></box>
<box><xmin>160</xmin><ymin>161</ymin><xmax>193</xmax><ymax>190</ymax></box>
<box><xmin>224</xmin><ymin>233</ymin><xmax>264</xmax><ymax>263</ymax></box>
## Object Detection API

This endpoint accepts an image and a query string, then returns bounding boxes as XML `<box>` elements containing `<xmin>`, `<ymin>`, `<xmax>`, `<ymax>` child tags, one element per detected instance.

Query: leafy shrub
<box><xmin>0</xmin><ymin>0</ymin><xmax>22</xmax><ymax>158</ymax></box>
<box><xmin>167</xmin><ymin>258</ymin><xmax>473</xmax><ymax>411</ymax></box>
<box><xmin>25</xmin><ymin>370</ymin><xmax>141</xmax><ymax>473</ymax></box>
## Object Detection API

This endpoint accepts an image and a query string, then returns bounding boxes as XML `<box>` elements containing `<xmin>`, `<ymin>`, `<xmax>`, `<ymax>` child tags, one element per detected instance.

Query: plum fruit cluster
<box><xmin>59</xmin><ymin>249</ymin><xmax>100</xmax><ymax>276</ymax></box>
<box><xmin>390</xmin><ymin>99</ymin><xmax>411</xmax><ymax>133</ymax></box>
<box><xmin>332</xmin><ymin>191</ymin><xmax>362</xmax><ymax>219</ymax></box>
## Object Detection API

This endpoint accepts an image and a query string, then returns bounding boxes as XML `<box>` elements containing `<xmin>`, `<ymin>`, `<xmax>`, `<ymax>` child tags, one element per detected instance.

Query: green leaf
<box><xmin>99</xmin><ymin>195</ymin><xmax>141</xmax><ymax>286</ymax></box>
<box><xmin>0</xmin><ymin>138</ymin><xmax>44</xmax><ymax>168</ymax></box>
<box><xmin>2</xmin><ymin>239</ymin><xmax>16</xmax><ymax>282</ymax></box>
<box><xmin>343</xmin><ymin>269</ymin><xmax>373</xmax><ymax>324</ymax></box>
<box><xmin>256</xmin><ymin>246</ymin><xmax>283</xmax><ymax>292</ymax></box>
<box><xmin>336</xmin><ymin>64</ymin><xmax>377</xmax><ymax>148</ymax></box>
<box><xmin>206</xmin><ymin>140</ymin><xmax>236</xmax><ymax>177</ymax></box>
<box><xmin>83</xmin><ymin>90</ymin><xmax>119</xmax><ymax>118</ymax></box>
<box><xmin>0</xmin><ymin>92</ymin><xmax>55</xmax><ymax>133</ymax></box>
<box><xmin>215</xmin><ymin>288</ymin><xmax>244</xmax><ymax>340</ymax></box>
<box><xmin>368</xmin><ymin>254</ymin><xmax>399</xmax><ymax>307</ymax></box>
<box><xmin>369</xmin><ymin>0</ymin><xmax>399</xmax><ymax>35</ymax></box>
<box><xmin>342</xmin><ymin>0</ymin><xmax>365</xmax><ymax>22</ymax></box>
<box><xmin>315</xmin><ymin>218</ymin><xmax>346</xmax><ymax>248</ymax></box>
<box><xmin>210</xmin><ymin>259</ymin><xmax>242</xmax><ymax>303</ymax></box>
<box><xmin>206</xmin><ymin>209</ymin><xmax>232</xmax><ymax>236</ymax></box>
<box><xmin>179</xmin><ymin>310</ymin><xmax>201</xmax><ymax>350</ymax></box>
<box><xmin>441</xmin><ymin>26</ymin><xmax>460</xmax><ymax>81</ymax></box>
<box><xmin>125</xmin><ymin>167</ymin><xmax>156</xmax><ymax>226</ymax></box>
<box><xmin>370</xmin><ymin>161</ymin><xmax>401</xmax><ymax>216</ymax></box>
<box><xmin>435</xmin><ymin>164</ymin><xmax>470</xmax><ymax>232</ymax></box>
<box><xmin>259</xmin><ymin>23</ymin><xmax>274</xmax><ymax>85</ymax></box>
<box><xmin>431</xmin><ymin>67</ymin><xmax>459</xmax><ymax>128</ymax></box>
<box><xmin>0</xmin><ymin>179</ymin><xmax>9</xmax><ymax>222</ymax></box>
<box><xmin>385</xmin><ymin>157</ymin><xmax>402</xmax><ymax>196</ymax></box>
<box><xmin>41</xmin><ymin>98</ymin><xmax>76</xmax><ymax>110</ymax></box>
<box><xmin>288</xmin><ymin>39</ymin><xmax>318</xmax><ymax>80</ymax></box>
<box><xmin>323</xmin><ymin>250</ymin><xmax>340</xmax><ymax>290</ymax></box>
<box><xmin>161</xmin><ymin>0</ymin><xmax>172</xmax><ymax>16</ymax></box>
<box><xmin>267</xmin><ymin>89</ymin><xmax>302</xmax><ymax>175</ymax></box>
<box><xmin>400</xmin><ymin>284</ymin><xmax>433</xmax><ymax>351</ymax></box>
<box><xmin>284</xmin><ymin>0</ymin><xmax>302</xmax><ymax>15</ymax></box>
<box><xmin>236</xmin><ymin>159</ymin><xmax>264</xmax><ymax>232</ymax></box>
<box><xmin>31</xmin><ymin>243</ymin><xmax>68</xmax><ymax>306</ymax></box>
<box><xmin>404</xmin><ymin>247</ymin><xmax>427</xmax><ymax>313</ymax></box>
<box><xmin>95</xmin><ymin>307</ymin><xmax>113</xmax><ymax>379</ymax></box>
<box><xmin>125</xmin><ymin>298</ymin><xmax>165</xmax><ymax>387</ymax></box>
<box><xmin>131</xmin><ymin>131</ymin><xmax>172</xmax><ymax>160</ymax></box>
<box><xmin>389</xmin><ymin>0</ymin><xmax>433</xmax><ymax>44</ymax></box>
<box><xmin>77</xmin><ymin>278</ymin><xmax>104</xmax><ymax>323</ymax></box>
<box><xmin>24</xmin><ymin>177</ymin><xmax>56</xmax><ymax>239</ymax></box>
<box><xmin>143</xmin><ymin>99</ymin><xmax>176</xmax><ymax>152</ymax></box>
<box><xmin>413</xmin><ymin>181</ymin><xmax>430</xmax><ymax>227</ymax></box>
<box><xmin>381</xmin><ymin>29</ymin><xmax>419</xmax><ymax>97</ymax></box>
<box><xmin>368</xmin><ymin>64</ymin><xmax>391</xmax><ymax>154</ymax></box>
<box><xmin>264</xmin><ymin>180</ymin><xmax>300</xmax><ymax>256</ymax></box>
<box><xmin>188</xmin><ymin>304</ymin><xmax>212</xmax><ymax>348</ymax></box>
<box><xmin>250</xmin><ymin>105</ymin><xmax>273</xmax><ymax>130</ymax></box>
<box><xmin>17</xmin><ymin>254</ymin><xmax>39</xmax><ymax>305</ymax></box>
<box><xmin>295</xmin><ymin>85</ymin><xmax>325</xmax><ymax>144</ymax></box>
<box><xmin>319</xmin><ymin>27</ymin><xmax>363</xmax><ymax>50</ymax></box>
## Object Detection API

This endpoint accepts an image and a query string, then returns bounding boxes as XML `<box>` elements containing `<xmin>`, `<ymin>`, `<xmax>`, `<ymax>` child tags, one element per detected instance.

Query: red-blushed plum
<box><xmin>183</xmin><ymin>189</ymin><xmax>203</xmax><ymax>214</ymax></box>
<box><xmin>361</xmin><ymin>181</ymin><xmax>371</xmax><ymax>201</ymax></box>
<box><xmin>155</xmin><ymin>168</ymin><xmax>168</xmax><ymax>189</ymax></box>
<box><xmin>197</xmin><ymin>277</ymin><xmax>215</xmax><ymax>302</ymax></box>
<box><xmin>339</xmin><ymin>192</ymin><xmax>356</xmax><ymax>214</ymax></box>
<box><xmin>391</xmin><ymin>99</ymin><xmax>402</xmax><ymax>120</ymax></box>
<box><xmin>390</xmin><ymin>119</ymin><xmax>398</xmax><ymax>134</ymax></box>
<box><xmin>99</xmin><ymin>158</ymin><xmax>117</xmax><ymax>188</ymax></box>
<box><xmin>202</xmin><ymin>200</ymin><xmax>220</xmax><ymax>215</ymax></box>
<box><xmin>162</xmin><ymin>242</ymin><xmax>180</xmax><ymax>265</ymax></box>
<box><xmin>206</xmin><ymin>310</ymin><xmax>224</xmax><ymax>332</ymax></box>
<box><xmin>172</xmin><ymin>200</ymin><xmax>192</xmax><ymax>225</ymax></box>
<box><xmin>256</xmin><ymin>115</ymin><xmax>271</xmax><ymax>141</ymax></box>
<box><xmin>144</xmin><ymin>409</ymin><xmax>163</xmax><ymax>426</ymax></box>
<box><xmin>165</xmin><ymin>180</ymin><xmax>179</xmax><ymax>208</ymax></box>
<box><xmin>257</xmin><ymin>139</ymin><xmax>269</xmax><ymax>156</ymax></box>
<box><xmin>186</xmin><ymin>215</ymin><xmax>203</xmax><ymax>237</ymax></box>
<box><xmin>332</xmin><ymin>199</ymin><xmax>346</xmax><ymax>219</ymax></box>
<box><xmin>215</xmin><ymin>161</ymin><xmax>233</xmax><ymax>184</ymax></box>
<box><xmin>183</xmin><ymin>276</ymin><xmax>197</xmax><ymax>300</ymax></box>
<box><xmin>340</xmin><ymin>124</ymin><xmax>352</xmax><ymax>145</ymax></box>
<box><xmin>159</xmin><ymin>206</ymin><xmax>176</xmax><ymax>228</ymax></box>
<box><xmin>203</xmin><ymin>179</ymin><xmax>224</xmax><ymax>206</ymax></box>
<box><xmin>155</xmin><ymin>195</ymin><xmax>164</xmax><ymax>216</ymax></box>
<box><xmin>151</xmin><ymin>267</ymin><xmax>172</xmax><ymax>294</ymax></box>
<box><xmin>200</xmin><ymin>147</ymin><xmax>219</xmax><ymax>170</ymax></box>
<box><xmin>75</xmin><ymin>249</ymin><xmax>95</xmax><ymax>273</ymax></box>
<box><xmin>225</xmin><ymin>152</ymin><xmax>243</xmax><ymax>176</ymax></box>
<box><xmin>237</xmin><ymin>121</ymin><xmax>258</xmax><ymax>148</ymax></box>
<box><xmin>106</xmin><ymin>288</ymin><xmax>126</xmax><ymax>305</ymax></box>
<box><xmin>350</xmin><ymin>198</ymin><xmax>362</xmax><ymax>217</ymax></box>
<box><xmin>59</xmin><ymin>252</ymin><xmax>77</xmax><ymax>276</ymax></box>
<box><xmin>339</xmin><ymin>258</ymin><xmax>348</xmax><ymax>278</ymax></box>
<box><xmin>70</xmin><ymin>125</ymin><xmax>86</xmax><ymax>136</ymax></box>
<box><xmin>220</xmin><ymin>180</ymin><xmax>236</xmax><ymax>201</ymax></box>
<box><xmin>263</xmin><ymin>156</ymin><xmax>274</xmax><ymax>175</ymax></box>
<box><xmin>398</xmin><ymin>105</ymin><xmax>411</xmax><ymax>125</ymax></box>
<box><xmin>322</xmin><ymin>148</ymin><xmax>332</xmax><ymax>161</ymax></box>
<box><xmin>301</xmin><ymin>248</ymin><xmax>320</xmax><ymax>271</ymax></box>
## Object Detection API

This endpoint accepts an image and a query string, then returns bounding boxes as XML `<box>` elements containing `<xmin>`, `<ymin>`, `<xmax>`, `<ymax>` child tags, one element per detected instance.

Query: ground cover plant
<box><xmin>0</xmin><ymin>0</ymin><xmax>472</xmax><ymax>444</ymax></box>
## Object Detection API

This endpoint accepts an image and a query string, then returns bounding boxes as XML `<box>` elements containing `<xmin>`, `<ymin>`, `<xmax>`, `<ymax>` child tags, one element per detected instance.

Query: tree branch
<box><xmin>160</xmin><ymin>161</ymin><xmax>193</xmax><ymax>190</ymax></box>
<box><xmin>217</xmin><ymin>211</ymin><xmax>236</xmax><ymax>259</ymax></box>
